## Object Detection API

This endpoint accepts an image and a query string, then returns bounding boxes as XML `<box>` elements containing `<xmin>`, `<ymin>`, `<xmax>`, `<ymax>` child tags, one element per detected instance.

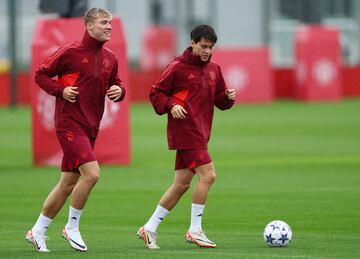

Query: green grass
<box><xmin>0</xmin><ymin>100</ymin><xmax>359</xmax><ymax>258</ymax></box>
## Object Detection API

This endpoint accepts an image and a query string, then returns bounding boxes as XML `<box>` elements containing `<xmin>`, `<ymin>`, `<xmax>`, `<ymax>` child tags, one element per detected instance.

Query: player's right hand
<box><xmin>226</xmin><ymin>89</ymin><xmax>236</xmax><ymax>100</ymax></box>
<box><xmin>171</xmin><ymin>104</ymin><xmax>187</xmax><ymax>119</ymax></box>
<box><xmin>63</xmin><ymin>86</ymin><xmax>79</xmax><ymax>103</ymax></box>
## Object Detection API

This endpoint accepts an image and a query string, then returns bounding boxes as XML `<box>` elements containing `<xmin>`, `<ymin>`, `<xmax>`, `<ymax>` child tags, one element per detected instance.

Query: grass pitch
<box><xmin>0</xmin><ymin>100</ymin><xmax>359</xmax><ymax>258</ymax></box>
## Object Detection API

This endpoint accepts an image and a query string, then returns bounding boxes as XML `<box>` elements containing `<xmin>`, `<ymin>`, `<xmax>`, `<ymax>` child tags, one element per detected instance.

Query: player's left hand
<box><xmin>226</xmin><ymin>89</ymin><xmax>236</xmax><ymax>100</ymax></box>
<box><xmin>107</xmin><ymin>85</ymin><xmax>123</xmax><ymax>101</ymax></box>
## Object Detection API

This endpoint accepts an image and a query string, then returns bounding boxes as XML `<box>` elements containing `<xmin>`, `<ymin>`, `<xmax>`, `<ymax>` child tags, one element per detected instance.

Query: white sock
<box><xmin>66</xmin><ymin>206</ymin><xmax>83</xmax><ymax>230</ymax></box>
<box><xmin>189</xmin><ymin>203</ymin><xmax>205</xmax><ymax>233</ymax></box>
<box><xmin>32</xmin><ymin>213</ymin><xmax>53</xmax><ymax>236</ymax></box>
<box><xmin>144</xmin><ymin>205</ymin><xmax>169</xmax><ymax>232</ymax></box>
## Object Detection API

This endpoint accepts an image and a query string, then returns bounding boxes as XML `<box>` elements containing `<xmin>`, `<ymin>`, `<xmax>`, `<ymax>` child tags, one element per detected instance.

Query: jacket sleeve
<box><xmin>34</xmin><ymin>47</ymin><xmax>66</xmax><ymax>98</ymax></box>
<box><xmin>108</xmin><ymin>59</ymin><xmax>125</xmax><ymax>102</ymax></box>
<box><xmin>214</xmin><ymin>65</ymin><xmax>235</xmax><ymax>110</ymax></box>
<box><xmin>149</xmin><ymin>63</ymin><xmax>177</xmax><ymax>115</ymax></box>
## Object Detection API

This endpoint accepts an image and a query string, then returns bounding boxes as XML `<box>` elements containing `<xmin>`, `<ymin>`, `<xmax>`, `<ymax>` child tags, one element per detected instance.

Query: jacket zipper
<box><xmin>94</xmin><ymin>49</ymin><xmax>98</xmax><ymax>77</ymax></box>
<box><xmin>200</xmin><ymin>68</ymin><xmax>207</xmax><ymax>141</ymax></box>
<box><xmin>90</xmin><ymin>49</ymin><xmax>99</xmax><ymax>137</ymax></box>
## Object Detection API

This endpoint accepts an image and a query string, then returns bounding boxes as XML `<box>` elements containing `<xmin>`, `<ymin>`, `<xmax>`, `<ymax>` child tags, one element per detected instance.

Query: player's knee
<box><xmin>208</xmin><ymin>172</ymin><xmax>217</xmax><ymax>185</ymax></box>
<box><xmin>59</xmin><ymin>181</ymin><xmax>77</xmax><ymax>194</ymax></box>
<box><xmin>89</xmin><ymin>173</ymin><xmax>100</xmax><ymax>184</ymax></box>
<box><xmin>84</xmin><ymin>170</ymin><xmax>100</xmax><ymax>185</ymax></box>
<box><xmin>66</xmin><ymin>182</ymin><xmax>77</xmax><ymax>193</ymax></box>
<box><xmin>202</xmin><ymin>170</ymin><xmax>216</xmax><ymax>185</ymax></box>
<box><xmin>175</xmin><ymin>182</ymin><xmax>190</xmax><ymax>193</ymax></box>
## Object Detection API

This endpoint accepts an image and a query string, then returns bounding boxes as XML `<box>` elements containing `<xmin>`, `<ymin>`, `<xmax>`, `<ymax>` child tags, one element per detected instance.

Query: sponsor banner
<box><xmin>295</xmin><ymin>25</ymin><xmax>342</xmax><ymax>101</ymax></box>
<box><xmin>31</xmin><ymin>17</ymin><xmax>130</xmax><ymax>166</ymax></box>
<box><xmin>213</xmin><ymin>47</ymin><xmax>273</xmax><ymax>103</ymax></box>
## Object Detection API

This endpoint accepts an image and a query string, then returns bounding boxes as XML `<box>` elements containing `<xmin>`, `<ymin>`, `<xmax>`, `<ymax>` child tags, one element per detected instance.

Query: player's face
<box><xmin>87</xmin><ymin>15</ymin><xmax>112</xmax><ymax>42</ymax></box>
<box><xmin>191</xmin><ymin>37</ymin><xmax>215</xmax><ymax>62</ymax></box>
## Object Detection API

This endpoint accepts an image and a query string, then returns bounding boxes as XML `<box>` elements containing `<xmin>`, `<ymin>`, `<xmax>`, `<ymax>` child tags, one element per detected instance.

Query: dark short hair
<box><xmin>190</xmin><ymin>24</ymin><xmax>217</xmax><ymax>44</ymax></box>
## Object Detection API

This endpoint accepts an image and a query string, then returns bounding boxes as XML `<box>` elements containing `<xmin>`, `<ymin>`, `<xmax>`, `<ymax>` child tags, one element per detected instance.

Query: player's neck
<box><xmin>82</xmin><ymin>30</ymin><xmax>105</xmax><ymax>49</ymax></box>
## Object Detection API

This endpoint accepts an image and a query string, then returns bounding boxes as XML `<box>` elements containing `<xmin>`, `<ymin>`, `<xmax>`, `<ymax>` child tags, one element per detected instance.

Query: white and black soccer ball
<box><xmin>263</xmin><ymin>220</ymin><xmax>292</xmax><ymax>247</ymax></box>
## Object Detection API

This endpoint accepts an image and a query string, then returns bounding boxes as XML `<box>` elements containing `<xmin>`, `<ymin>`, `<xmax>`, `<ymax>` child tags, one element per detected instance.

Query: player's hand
<box><xmin>226</xmin><ymin>89</ymin><xmax>236</xmax><ymax>100</ymax></box>
<box><xmin>171</xmin><ymin>104</ymin><xmax>187</xmax><ymax>119</ymax></box>
<box><xmin>107</xmin><ymin>85</ymin><xmax>123</xmax><ymax>101</ymax></box>
<box><xmin>63</xmin><ymin>86</ymin><xmax>79</xmax><ymax>103</ymax></box>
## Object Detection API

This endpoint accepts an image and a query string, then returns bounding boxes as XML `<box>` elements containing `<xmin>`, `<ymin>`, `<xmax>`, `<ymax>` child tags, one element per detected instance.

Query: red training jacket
<box><xmin>150</xmin><ymin>47</ymin><xmax>234</xmax><ymax>150</ymax></box>
<box><xmin>35</xmin><ymin>31</ymin><xmax>125</xmax><ymax>138</ymax></box>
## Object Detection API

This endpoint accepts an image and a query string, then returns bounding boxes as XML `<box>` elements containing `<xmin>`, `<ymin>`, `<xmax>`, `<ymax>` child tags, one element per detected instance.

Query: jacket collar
<box><xmin>82</xmin><ymin>30</ymin><xmax>105</xmax><ymax>49</ymax></box>
<box><xmin>178</xmin><ymin>46</ymin><xmax>212</xmax><ymax>66</ymax></box>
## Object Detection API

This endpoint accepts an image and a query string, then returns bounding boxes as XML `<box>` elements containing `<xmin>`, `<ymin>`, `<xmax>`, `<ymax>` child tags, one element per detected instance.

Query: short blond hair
<box><xmin>84</xmin><ymin>8</ymin><xmax>112</xmax><ymax>25</ymax></box>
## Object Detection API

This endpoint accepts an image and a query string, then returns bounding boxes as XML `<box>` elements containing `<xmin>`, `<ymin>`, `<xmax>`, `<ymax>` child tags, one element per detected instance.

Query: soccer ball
<box><xmin>263</xmin><ymin>220</ymin><xmax>292</xmax><ymax>247</ymax></box>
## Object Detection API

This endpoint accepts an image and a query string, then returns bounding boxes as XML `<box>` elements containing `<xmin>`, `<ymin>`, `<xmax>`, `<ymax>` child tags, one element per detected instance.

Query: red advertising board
<box><xmin>342</xmin><ymin>67</ymin><xmax>360</xmax><ymax>96</ymax></box>
<box><xmin>31</xmin><ymin>17</ymin><xmax>130</xmax><ymax>166</ymax></box>
<box><xmin>0</xmin><ymin>74</ymin><xmax>9</xmax><ymax>106</ymax></box>
<box><xmin>140</xmin><ymin>26</ymin><xmax>177</xmax><ymax>71</ymax></box>
<box><xmin>213</xmin><ymin>47</ymin><xmax>273</xmax><ymax>103</ymax></box>
<box><xmin>294</xmin><ymin>25</ymin><xmax>342</xmax><ymax>101</ymax></box>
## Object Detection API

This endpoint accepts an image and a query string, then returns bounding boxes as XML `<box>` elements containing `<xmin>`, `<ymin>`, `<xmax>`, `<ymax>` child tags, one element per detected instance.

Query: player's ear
<box><xmin>85</xmin><ymin>22</ymin><xmax>93</xmax><ymax>31</ymax></box>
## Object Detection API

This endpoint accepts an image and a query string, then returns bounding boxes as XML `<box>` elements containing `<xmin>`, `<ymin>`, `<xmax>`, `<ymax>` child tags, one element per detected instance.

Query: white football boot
<box><xmin>62</xmin><ymin>226</ymin><xmax>87</xmax><ymax>252</ymax></box>
<box><xmin>185</xmin><ymin>230</ymin><xmax>216</xmax><ymax>248</ymax></box>
<box><xmin>137</xmin><ymin>226</ymin><xmax>160</xmax><ymax>249</ymax></box>
<box><xmin>25</xmin><ymin>229</ymin><xmax>50</xmax><ymax>252</ymax></box>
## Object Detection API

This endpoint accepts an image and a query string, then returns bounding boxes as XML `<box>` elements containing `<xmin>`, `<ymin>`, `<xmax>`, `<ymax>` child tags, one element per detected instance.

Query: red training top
<box><xmin>35</xmin><ymin>30</ymin><xmax>125</xmax><ymax>138</ymax></box>
<box><xmin>150</xmin><ymin>47</ymin><xmax>234</xmax><ymax>150</ymax></box>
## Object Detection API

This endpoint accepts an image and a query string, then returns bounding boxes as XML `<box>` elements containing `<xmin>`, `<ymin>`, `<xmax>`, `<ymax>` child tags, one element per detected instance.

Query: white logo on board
<box><xmin>37</xmin><ymin>90</ymin><xmax>55</xmax><ymax>131</ymax></box>
<box><xmin>100</xmin><ymin>98</ymin><xmax>121</xmax><ymax>130</ymax></box>
<box><xmin>313</xmin><ymin>58</ymin><xmax>337</xmax><ymax>86</ymax></box>
<box><xmin>224</xmin><ymin>66</ymin><xmax>249</xmax><ymax>91</ymax></box>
